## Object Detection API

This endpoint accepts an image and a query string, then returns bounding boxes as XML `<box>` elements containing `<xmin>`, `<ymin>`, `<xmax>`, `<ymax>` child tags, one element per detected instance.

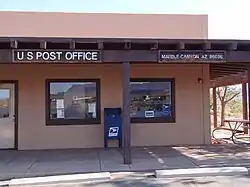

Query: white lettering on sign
<box><xmin>161</xmin><ymin>54</ymin><xmax>201</xmax><ymax>60</ymax></box>
<box><xmin>209</xmin><ymin>54</ymin><xmax>224</xmax><ymax>60</ymax></box>
<box><xmin>159</xmin><ymin>51</ymin><xmax>226</xmax><ymax>62</ymax></box>
<box><xmin>64</xmin><ymin>52</ymin><xmax>98</xmax><ymax>61</ymax></box>
<box><xmin>16</xmin><ymin>52</ymin><xmax>24</xmax><ymax>60</ymax></box>
<box><xmin>14</xmin><ymin>51</ymin><xmax>100</xmax><ymax>62</ymax></box>
<box><xmin>27</xmin><ymin>52</ymin><xmax>34</xmax><ymax>60</ymax></box>
<box><xmin>35</xmin><ymin>52</ymin><xmax>63</xmax><ymax>61</ymax></box>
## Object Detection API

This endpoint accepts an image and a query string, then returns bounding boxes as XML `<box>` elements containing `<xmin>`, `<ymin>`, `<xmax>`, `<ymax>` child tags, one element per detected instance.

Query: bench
<box><xmin>212</xmin><ymin>119</ymin><xmax>249</xmax><ymax>144</ymax></box>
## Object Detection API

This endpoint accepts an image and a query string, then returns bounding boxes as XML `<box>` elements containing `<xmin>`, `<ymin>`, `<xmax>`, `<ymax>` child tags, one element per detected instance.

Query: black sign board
<box><xmin>13</xmin><ymin>50</ymin><xmax>101</xmax><ymax>62</ymax></box>
<box><xmin>158</xmin><ymin>51</ymin><xmax>226</xmax><ymax>63</ymax></box>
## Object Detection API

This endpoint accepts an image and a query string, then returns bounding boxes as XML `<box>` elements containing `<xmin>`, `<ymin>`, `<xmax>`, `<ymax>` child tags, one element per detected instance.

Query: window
<box><xmin>46</xmin><ymin>79</ymin><xmax>101</xmax><ymax>125</ymax></box>
<box><xmin>130</xmin><ymin>78</ymin><xmax>175</xmax><ymax>123</ymax></box>
<box><xmin>0</xmin><ymin>89</ymin><xmax>10</xmax><ymax>118</ymax></box>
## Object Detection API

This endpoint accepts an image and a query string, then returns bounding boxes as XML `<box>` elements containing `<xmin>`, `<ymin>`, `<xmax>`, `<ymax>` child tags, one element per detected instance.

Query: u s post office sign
<box><xmin>13</xmin><ymin>50</ymin><xmax>101</xmax><ymax>62</ymax></box>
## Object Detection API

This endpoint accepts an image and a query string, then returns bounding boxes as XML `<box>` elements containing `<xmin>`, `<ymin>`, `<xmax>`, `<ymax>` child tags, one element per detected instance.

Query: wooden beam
<box><xmin>242</xmin><ymin>83</ymin><xmax>248</xmax><ymax>134</ymax></box>
<box><xmin>211</xmin><ymin>74</ymin><xmax>245</xmax><ymax>78</ymax></box>
<box><xmin>211</xmin><ymin>64</ymin><xmax>248</xmax><ymax>69</ymax></box>
<box><xmin>210</xmin><ymin>72</ymin><xmax>247</xmax><ymax>87</ymax></box>
<box><xmin>211</xmin><ymin>71</ymin><xmax>245</xmax><ymax>75</ymax></box>
<box><xmin>230</xmin><ymin>43</ymin><xmax>238</xmax><ymax>50</ymax></box>
<box><xmin>40</xmin><ymin>41</ymin><xmax>47</xmax><ymax>49</ymax></box>
<box><xmin>211</xmin><ymin>72</ymin><xmax>239</xmax><ymax>77</ymax></box>
<box><xmin>178</xmin><ymin>42</ymin><xmax>185</xmax><ymax>50</ymax></box>
<box><xmin>122</xmin><ymin>61</ymin><xmax>131</xmax><ymax>165</ymax></box>
<box><xmin>210</xmin><ymin>67</ymin><xmax>247</xmax><ymax>71</ymax></box>
<box><xmin>0</xmin><ymin>45</ymin><xmax>250</xmax><ymax>63</ymax></box>
<box><xmin>1</xmin><ymin>37</ymin><xmax>250</xmax><ymax>50</ymax></box>
<box><xmin>98</xmin><ymin>41</ymin><xmax>104</xmax><ymax>50</ymax></box>
<box><xmin>69</xmin><ymin>41</ymin><xmax>75</xmax><ymax>49</ymax></box>
<box><xmin>151</xmin><ymin>42</ymin><xmax>158</xmax><ymax>50</ymax></box>
<box><xmin>203</xmin><ymin>42</ymin><xmax>211</xmax><ymax>50</ymax></box>
<box><xmin>11</xmin><ymin>40</ymin><xmax>18</xmax><ymax>49</ymax></box>
<box><xmin>248</xmin><ymin>65</ymin><xmax>250</xmax><ymax>135</ymax></box>
<box><xmin>213</xmin><ymin>87</ymin><xmax>218</xmax><ymax>128</ymax></box>
<box><xmin>124</xmin><ymin>41</ymin><xmax>131</xmax><ymax>50</ymax></box>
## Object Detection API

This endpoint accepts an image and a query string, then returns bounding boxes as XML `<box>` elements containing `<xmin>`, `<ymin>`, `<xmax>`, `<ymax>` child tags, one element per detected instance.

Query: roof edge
<box><xmin>0</xmin><ymin>10</ymin><xmax>208</xmax><ymax>16</ymax></box>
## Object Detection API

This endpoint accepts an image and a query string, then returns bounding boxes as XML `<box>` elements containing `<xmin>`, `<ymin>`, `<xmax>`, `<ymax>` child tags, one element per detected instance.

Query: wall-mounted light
<box><xmin>198</xmin><ymin>77</ymin><xmax>203</xmax><ymax>84</ymax></box>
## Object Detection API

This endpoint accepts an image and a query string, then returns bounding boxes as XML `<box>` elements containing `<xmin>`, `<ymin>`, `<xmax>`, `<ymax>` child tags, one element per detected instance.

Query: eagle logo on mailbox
<box><xmin>108</xmin><ymin>127</ymin><xmax>119</xmax><ymax>137</ymax></box>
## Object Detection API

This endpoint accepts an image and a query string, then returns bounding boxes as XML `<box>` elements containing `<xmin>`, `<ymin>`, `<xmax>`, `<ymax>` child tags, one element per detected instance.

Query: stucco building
<box><xmin>1</xmin><ymin>11</ymin><xmax>245</xmax><ymax>163</ymax></box>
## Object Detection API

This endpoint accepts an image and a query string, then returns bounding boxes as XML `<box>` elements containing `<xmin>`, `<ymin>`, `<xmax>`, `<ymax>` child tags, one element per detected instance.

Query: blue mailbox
<box><xmin>104</xmin><ymin>108</ymin><xmax>122</xmax><ymax>148</ymax></box>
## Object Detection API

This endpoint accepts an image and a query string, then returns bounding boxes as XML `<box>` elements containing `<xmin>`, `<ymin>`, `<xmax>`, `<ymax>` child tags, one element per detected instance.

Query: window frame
<box><xmin>130</xmin><ymin>78</ymin><xmax>176</xmax><ymax>124</ymax></box>
<box><xmin>45</xmin><ymin>79</ymin><xmax>101</xmax><ymax>126</ymax></box>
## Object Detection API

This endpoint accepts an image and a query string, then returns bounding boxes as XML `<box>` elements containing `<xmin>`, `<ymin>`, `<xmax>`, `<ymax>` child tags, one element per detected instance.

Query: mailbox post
<box><xmin>104</xmin><ymin>108</ymin><xmax>122</xmax><ymax>148</ymax></box>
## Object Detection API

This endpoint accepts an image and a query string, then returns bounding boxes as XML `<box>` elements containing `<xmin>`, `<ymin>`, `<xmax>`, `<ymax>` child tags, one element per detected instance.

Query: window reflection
<box><xmin>130</xmin><ymin>80</ymin><xmax>173</xmax><ymax>119</ymax></box>
<box><xmin>0</xmin><ymin>89</ymin><xmax>10</xmax><ymax>118</ymax></box>
<box><xmin>49</xmin><ymin>82</ymin><xmax>97</xmax><ymax>120</ymax></box>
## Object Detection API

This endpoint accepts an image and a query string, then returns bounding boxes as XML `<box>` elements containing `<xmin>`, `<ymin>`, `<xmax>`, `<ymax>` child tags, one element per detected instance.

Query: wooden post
<box><xmin>248</xmin><ymin>66</ymin><xmax>250</xmax><ymax>135</ymax></box>
<box><xmin>122</xmin><ymin>61</ymin><xmax>131</xmax><ymax>165</ymax></box>
<box><xmin>242</xmin><ymin>83</ymin><xmax>248</xmax><ymax>134</ymax></box>
<box><xmin>212</xmin><ymin>87</ymin><xmax>218</xmax><ymax>128</ymax></box>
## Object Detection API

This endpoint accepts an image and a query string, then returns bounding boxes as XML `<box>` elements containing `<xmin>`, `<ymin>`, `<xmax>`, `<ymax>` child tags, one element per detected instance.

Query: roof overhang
<box><xmin>0</xmin><ymin>37</ymin><xmax>250</xmax><ymax>85</ymax></box>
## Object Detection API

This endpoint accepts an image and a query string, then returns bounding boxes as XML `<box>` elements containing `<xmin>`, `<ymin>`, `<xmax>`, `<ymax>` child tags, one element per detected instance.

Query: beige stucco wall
<box><xmin>0</xmin><ymin>63</ymin><xmax>210</xmax><ymax>150</ymax></box>
<box><xmin>0</xmin><ymin>11</ymin><xmax>208</xmax><ymax>39</ymax></box>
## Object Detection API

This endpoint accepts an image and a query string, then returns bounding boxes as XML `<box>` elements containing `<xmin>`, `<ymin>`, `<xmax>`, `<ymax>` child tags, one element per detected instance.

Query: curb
<box><xmin>8</xmin><ymin>172</ymin><xmax>111</xmax><ymax>187</ymax></box>
<box><xmin>0</xmin><ymin>180</ymin><xmax>9</xmax><ymax>186</ymax></box>
<box><xmin>111</xmin><ymin>171</ymin><xmax>155</xmax><ymax>180</ymax></box>
<box><xmin>155</xmin><ymin>167</ymin><xmax>249</xmax><ymax>178</ymax></box>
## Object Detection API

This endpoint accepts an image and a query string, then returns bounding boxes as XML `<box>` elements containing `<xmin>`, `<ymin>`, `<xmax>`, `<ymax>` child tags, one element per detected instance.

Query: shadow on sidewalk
<box><xmin>74</xmin><ymin>175</ymin><xmax>250</xmax><ymax>187</ymax></box>
<box><xmin>1</xmin><ymin>144</ymin><xmax>250</xmax><ymax>181</ymax></box>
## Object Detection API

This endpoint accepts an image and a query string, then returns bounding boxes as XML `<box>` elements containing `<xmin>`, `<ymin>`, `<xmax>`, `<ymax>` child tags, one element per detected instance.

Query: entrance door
<box><xmin>0</xmin><ymin>84</ymin><xmax>15</xmax><ymax>149</ymax></box>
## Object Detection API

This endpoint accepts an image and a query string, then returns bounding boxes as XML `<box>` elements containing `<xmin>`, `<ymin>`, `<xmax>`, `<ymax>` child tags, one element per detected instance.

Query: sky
<box><xmin>0</xmin><ymin>90</ymin><xmax>9</xmax><ymax>99</ymax></box>
<box><xmin>0</xmin><ymin>0</ymin><xmax>250</xmax><ymax>39</ymax></box>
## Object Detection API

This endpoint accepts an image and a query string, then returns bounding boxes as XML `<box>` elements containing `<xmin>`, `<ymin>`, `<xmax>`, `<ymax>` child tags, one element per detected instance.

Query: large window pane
<box><xmin>130</xmin><ymin>78</ymin><xmax>175</xmax><ymax>123</ymax></box>
<box><xmin>47</xmin><ymin>79</ymin><xmax>100</xmax><ymax>125</ymax></box>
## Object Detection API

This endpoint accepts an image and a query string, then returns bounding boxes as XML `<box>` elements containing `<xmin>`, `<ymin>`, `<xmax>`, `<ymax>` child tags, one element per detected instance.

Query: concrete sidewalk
<box><xmin>1</xmin><ymin>145</ymin><xmax>250</xmax><ymax>181</ymax></box>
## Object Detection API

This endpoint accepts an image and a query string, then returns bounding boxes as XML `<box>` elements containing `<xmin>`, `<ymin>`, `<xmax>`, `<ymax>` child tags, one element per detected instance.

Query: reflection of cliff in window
<box><xmin>130</xmin><ymin>79</ymin><xmax>174</xmax><ymax>123</ymax></box>
<box><xmin>48</xmin><ymin>81</ymin><xmax>99</xmax><ymax>124</ymax></box>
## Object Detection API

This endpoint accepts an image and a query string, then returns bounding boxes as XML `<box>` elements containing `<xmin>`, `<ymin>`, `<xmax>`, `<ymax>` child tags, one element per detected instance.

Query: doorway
<box><xmin>0</xmin><ymin>82</ymin><xmax>17</xmax><ymax>149</ymax></box>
